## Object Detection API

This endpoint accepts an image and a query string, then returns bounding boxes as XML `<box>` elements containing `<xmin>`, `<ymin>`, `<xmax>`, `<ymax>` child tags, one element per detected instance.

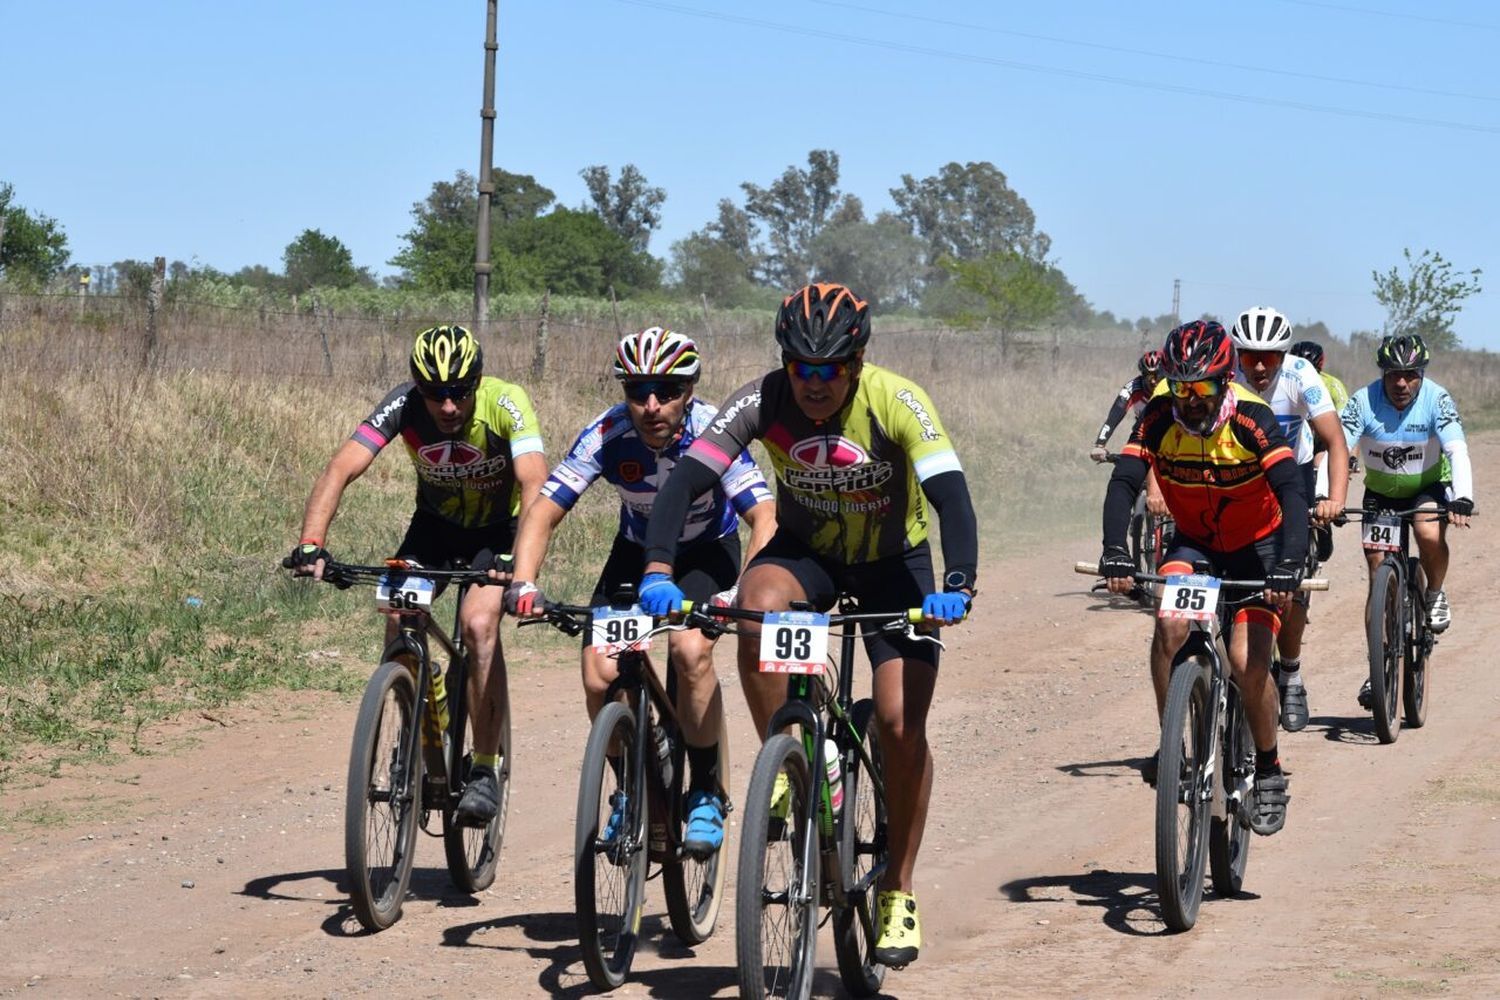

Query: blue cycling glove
<box><xmin>640</xmin><ymin>572</ymin><xmax>686</xmax><ymax>616</ymax></box>
<box><xmin>921</xmin><ymin>591</ymin><xmax>971</xmax><ymax>623</ymax></box>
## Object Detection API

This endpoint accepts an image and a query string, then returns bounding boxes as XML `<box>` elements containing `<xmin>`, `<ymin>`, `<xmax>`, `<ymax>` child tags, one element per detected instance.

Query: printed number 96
<box><xmin>604</xmin><ymin>618</ymin><xmax>641</xmax><ymax>643</ymax></box>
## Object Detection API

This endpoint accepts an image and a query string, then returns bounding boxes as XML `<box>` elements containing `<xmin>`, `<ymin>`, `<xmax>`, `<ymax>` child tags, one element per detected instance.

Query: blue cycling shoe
<box><xmin>682</xmin><ymin>789</ymin><xmax>725</xmax><ymax>857</ymax></box>
<box><xmin>602</xmin><ymin>791</ymin><xmax>628</xmax><ymax>845</ymax></box>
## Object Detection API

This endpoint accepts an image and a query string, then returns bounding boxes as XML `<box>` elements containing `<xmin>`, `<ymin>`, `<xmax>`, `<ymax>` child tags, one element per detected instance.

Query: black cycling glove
<box><xmin>1264</xmin><ymin>560</ymin><xmax>1303</xmax><ymax>595</ymax></box>
<box><xmin>1448</xmin><ymin>497</ymin><xmax>1475</xmax><ymax>516</ymax></box>
<box><xmin>286</xmin><ymin>542</ymin><xmax>330</xmax><ymax>570</ymax></box>
<box><xmin>1099</xmin><ymin>546</ymin><xmax>1135</xmax><ymax>580</ymax></box>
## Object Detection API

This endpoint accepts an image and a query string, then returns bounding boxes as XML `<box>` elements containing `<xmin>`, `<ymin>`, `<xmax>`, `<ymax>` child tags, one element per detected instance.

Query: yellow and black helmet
<box><xmin>410</xmin><ymin>325</ymin><xmax>483</xmax><ymax>390</ymax></box>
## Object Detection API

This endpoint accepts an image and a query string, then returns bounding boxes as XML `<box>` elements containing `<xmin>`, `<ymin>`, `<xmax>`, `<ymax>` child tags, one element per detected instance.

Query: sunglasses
<box><xmin>784</xmin><ymin>358</ymin><xmax>853</xmax><ymax>382</ymax></box>
<box><xmin>1384</xmin><ymin>369</ymin><xmax>1424</xmax><ymax>382</ymax></box>
<box><xmin>622</xmin><ymin>380</ymin><xmax>689</xmax><ymax>403</ymax></box>
<box><xmin>1167</xmin><ymin>378</ymin><xmax>1227</xmax><ymax>399</ymax></box>
<box><xmin>418</xmin><ymin>382</ymin><xmax>477</xmax><ymax>402</ymax></box>
<box><xmin>1239</xmin><ymin>349</ymin><xmax>1284</xmax><ymax>368</ymax></box>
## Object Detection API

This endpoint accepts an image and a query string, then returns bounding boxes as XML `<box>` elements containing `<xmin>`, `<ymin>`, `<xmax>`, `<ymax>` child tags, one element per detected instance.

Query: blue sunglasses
<box><xmin>784</xmin><ymin>358</ymin><xmax>853</xmax><ymax>382</ymax></box>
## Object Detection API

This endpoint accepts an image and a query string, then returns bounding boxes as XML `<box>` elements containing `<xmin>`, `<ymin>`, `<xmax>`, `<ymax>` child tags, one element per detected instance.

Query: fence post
<box><xmin>1051</xmin><ymin>328</ymin><xmax>1060</xmax><ymax>369</ymax></box>
<box><xmin>317</xmin><ymin>302</ymin><xmax>334</xmax><ymax>377</ymax></box>
<box><xmin>142</xmin><ymin>255</ymin><xmax>165</xmax><ymax>370</ymax></box>
<box><xmin>608</xmin><ymin>284</ymin><xmax>622</xmax><ymax>337</ymax></box>
<box><xmin>531</xmin><ymin>288</ymin><xmax>551</xmax><ymax>382</ymax></box>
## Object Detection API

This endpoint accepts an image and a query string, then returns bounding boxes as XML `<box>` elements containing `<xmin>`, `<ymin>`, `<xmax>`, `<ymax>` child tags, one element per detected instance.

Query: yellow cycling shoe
<box><xmin>874</xmin><ymin>889</ymin><xmax>921</xmax><ymax>967</ymax></box>
<box><xmin>770</xmin><ymin>770</ymin><xmax>790</xmax><ymax>821</ymax></box>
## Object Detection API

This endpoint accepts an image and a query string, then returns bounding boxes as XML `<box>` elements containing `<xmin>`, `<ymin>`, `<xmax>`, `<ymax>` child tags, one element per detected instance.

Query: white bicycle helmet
<box><xmin>612</xmin><ymin>327</ymin><xmax>701</xmax><ymax>380</ymax></box>
<box><xmin>1231</xmin><ymin>306</ymin><xmax>1293</xmax><ymax>352</ymax></box>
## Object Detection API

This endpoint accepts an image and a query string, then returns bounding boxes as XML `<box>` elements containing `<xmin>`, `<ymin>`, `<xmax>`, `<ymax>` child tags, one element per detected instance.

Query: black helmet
<box><xmin>1376</xmin><ymin>334</ymin><xmax>1430</xmax><ymax>371</ymax></box>
<box><xmin>1161</xmin><ymin>321</ymin><xmax>1235</xmax><ymax>382</ymax></box>
<box><xmin>1289</xmin><ymin>340</ymin><xmax>1325</xmax><ymax>372</ymax></box>
<box><xmin>775</xmin><ymin>283</ymin><xmax>871</xmax><ymax>359</ymax></box>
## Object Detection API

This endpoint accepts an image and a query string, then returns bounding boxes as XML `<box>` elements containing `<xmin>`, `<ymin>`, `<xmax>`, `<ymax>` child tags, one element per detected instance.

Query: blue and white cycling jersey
<box><xmin>1341</xmin><ymin>376</ymin><xmax>1473</xmax><ymax>501</ymax></box>
<box><xmin>1234</xmin><ymin>353</ymin><xmax>1332</xmax><ymax>466</ymax></box>
<box><xmin>541</xmin><ymin>397</ymin><xmax>772</xmax><ymax>545</ymax></box>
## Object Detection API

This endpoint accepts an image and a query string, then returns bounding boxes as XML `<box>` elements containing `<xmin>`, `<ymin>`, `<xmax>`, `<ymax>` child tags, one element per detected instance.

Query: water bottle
<box><xmin>654</xmin><ymin>724</ymin><xmax>675</xmax><ymax>790</ymax></box>
<box><xmin>428</xmin><ymin>660</ymin><xmax>451</xmax><ymax>739</ymax></box>
<box><xmin>823</xmin><ymin>739</ymin><xmax>843</xmax><ymax>816</ymax></box>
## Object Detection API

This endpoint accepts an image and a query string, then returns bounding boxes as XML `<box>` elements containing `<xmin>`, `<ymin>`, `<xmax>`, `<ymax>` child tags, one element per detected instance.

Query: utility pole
<box><xmin>1171</xmin><ymin>278</ymin><xmax>1181</xmax><ymax>324</ymax></box>
<box><xmin>472</xmin><ymin>0</ymin><xmax>499</xmax><ymax>335</ymax></box>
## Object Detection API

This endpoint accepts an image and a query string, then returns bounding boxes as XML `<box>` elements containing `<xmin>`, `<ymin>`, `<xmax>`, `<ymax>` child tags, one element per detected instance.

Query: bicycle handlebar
<box><xmin>1073</xmin><ymin>562</ymin><xmax>1329</xmax><ymax>591</ymax></box>
<box><xmin>282</xmin><ymin>557</ymin><xmax>495</xmax><ymax>588</ymax></box>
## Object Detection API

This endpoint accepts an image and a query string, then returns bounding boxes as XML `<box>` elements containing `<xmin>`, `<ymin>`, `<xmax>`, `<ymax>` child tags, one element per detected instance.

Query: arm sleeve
<box><xmin>1095</xmin><ymin>383</ymin><xmax>1134</xmax><ymax>446</ymax></box>
<box><xmin>643</xmin><ymin>457</ymin><xmax>723</xmax><ymax>568</ymax></box>
<box><xmin>1267</xmin><ymin>458</ymin><xmax>1309</xmax><ymax>567</ymax></box>
<box><xmin>1445</xmin><ymin>439</ymin><xmax>1474</xmax><ymax>500</ymax></box>
<box><xmin>1102</xmin><ymin>455</ymin><xmax>1148</xmax><ymax>552</ymax></box>
<box><xmin>920</xmin><ymin>470</ymin><xmax>978</xmax><ymax>584</ymax></box>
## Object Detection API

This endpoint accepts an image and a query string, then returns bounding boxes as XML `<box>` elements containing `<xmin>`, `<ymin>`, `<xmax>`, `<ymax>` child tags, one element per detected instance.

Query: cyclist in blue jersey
<box><xmin>1342</xmin><ymin>335</ymin><xmax>1475</xmax><ymax>705</ymax></box>
<box><xmin>507</xmin><ymin>328</ymin><xmax>777</xmax><ymax>856</ymax></box>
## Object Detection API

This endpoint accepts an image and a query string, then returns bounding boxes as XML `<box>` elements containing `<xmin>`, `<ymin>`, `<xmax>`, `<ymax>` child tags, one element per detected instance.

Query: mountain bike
<box><xmin>1346</xmin><ymin>507</ymin><xmax>1449</xmax><ymax>744</ymax></box>
<box><xmin>284</xmin><ymin>558</ymin><xmax>510</xmax><ymax>931</ymax></box>
<box><xmin>521</xmin><ymin>589</ymin><xmax>730</xmax><ymax>990</ymax></box>
<box><xmin>695</xmin><ymin>599</ymin><xmax>935</xmax><ymax>1000</ymax></box>
<box><xmin>1075</xmin><ymin>562</ymin><xmax>1326</xmax><ymax>931</ymax></box>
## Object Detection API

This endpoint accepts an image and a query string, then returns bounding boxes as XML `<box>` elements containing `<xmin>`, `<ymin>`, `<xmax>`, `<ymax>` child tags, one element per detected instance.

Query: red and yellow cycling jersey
<box><xmin>1123</xmin><ymin>383</ymin><xmax>1294</xmax><ymax>551</ymax></box>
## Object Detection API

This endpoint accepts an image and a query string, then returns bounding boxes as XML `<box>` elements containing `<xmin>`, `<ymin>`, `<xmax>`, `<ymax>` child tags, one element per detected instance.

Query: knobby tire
<box><xmin>1155</xmin><ymin>655</ymin><xmax>1211</xmax><ymax>932</ymax></box>
<box><xmin>832</xmin><ymin>699</ymin><xmax>888</xmax><ymax>998</ymax></box>
<box><xmin>1367</xmin><ymin>560</ymin><xmax>1403</xmax><ymax>744</ymax></box>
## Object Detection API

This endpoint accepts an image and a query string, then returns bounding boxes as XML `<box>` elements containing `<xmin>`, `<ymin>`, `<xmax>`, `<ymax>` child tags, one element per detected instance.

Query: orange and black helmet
<box><xmin>1162</xmin><ymin>320</ymin><xmax>1235</xmax><ymax>382</ymax></box>
<box><xmin>775</xmin><ymin>283</ymin><xmax>871</xmax><ymax>360</ymax></box>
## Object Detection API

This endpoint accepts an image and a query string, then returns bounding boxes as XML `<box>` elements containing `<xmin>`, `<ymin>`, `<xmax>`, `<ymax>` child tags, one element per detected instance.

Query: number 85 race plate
<box><xmin>758</xmin><ymin>611</ymin><xmax>830</xmax><ymax>674</ymax></box>
<box><xmin>1158</xmin><ymin>574</ymin><xmax>1221</xmax><ymax>622</ymax></box>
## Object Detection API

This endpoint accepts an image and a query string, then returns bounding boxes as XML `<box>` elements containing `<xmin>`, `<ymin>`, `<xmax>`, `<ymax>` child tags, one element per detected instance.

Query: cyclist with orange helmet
<box><xmin>640</xmin><ymin>283</ymin><xmax>979</xmax><ymax>967</ymax></box>
<box><xmin>505</xmin><ymin>327</ymin><xmax>776</xmax><ymax>856</ymax></box>
<box><xmin>1100</xmin><ymin>320</ymin><xmax>1307</xmax><ymax>837</ymax></box>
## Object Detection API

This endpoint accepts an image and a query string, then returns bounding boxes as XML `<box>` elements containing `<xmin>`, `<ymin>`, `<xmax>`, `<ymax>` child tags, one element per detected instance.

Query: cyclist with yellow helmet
<box><xmin>288</xmin><ymin>324</ymin><xmax>548</xmax><ymax>825</ymax></box>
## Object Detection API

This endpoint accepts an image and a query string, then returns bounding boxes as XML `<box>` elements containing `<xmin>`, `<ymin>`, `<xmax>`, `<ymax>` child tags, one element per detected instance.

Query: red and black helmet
<box><xmin>1162</xmin><ymin>320</ymin><xmax>1235</xmax><ymax>382</ymax></box>
<box><xmin>775</xmin><ymin>283</ymin><xmax>871</xmax><ymax>360</ymax></box>
<box><xmin>1138</xmin><ymin>349</ymin><xmax>1164</xmax><ymax>378</ymax></box>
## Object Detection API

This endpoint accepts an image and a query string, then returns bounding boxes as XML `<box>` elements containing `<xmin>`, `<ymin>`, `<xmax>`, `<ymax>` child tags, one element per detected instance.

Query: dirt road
<box><xmin>4</xmin><ymin>439</ymin><xmax>1499</xmax><ymax>998</ymax></box>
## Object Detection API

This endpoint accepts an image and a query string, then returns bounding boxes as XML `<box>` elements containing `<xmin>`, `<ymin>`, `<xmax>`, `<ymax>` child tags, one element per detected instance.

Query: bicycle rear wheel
<box><xmin>736</xmin><ymin>733</ymin><xmax>819</xmax><ymax>1000</ymax></box>
<box><xmin>345</xmin><ymin>661</ymin><xmax>422</xmax><ymax>932</ymax></box>
<box><xmin>1208</xmin><ymin>686</ymin><xmax>1252</xmax><ymax>897</ymax></box>
<box><xmin>1402</xmin><ymin>558</ymin><xmax>1429</xmax><ymax>729</ymax></box>
<box><xmin>1366</xmin><ymin>560</ymin><xmax>1403</xmax><ymax>744</ymax></box>
<box><xmin>442</xmin><ymin>667</ymin><xmax>509</xmax><ymax>893</ymax></box>
<box><xmin>1155</xmin><ymin>655</ymin><xmax>1212</xmax><ymax>932</ymax></box>
<box><xmin>575</xmin><ymin>701</ymin><xmax>647</xmax><ymax>990</ymax></box>
<box><xmin>833</xmin><ymin>700</ymin><xmax>888</xmax><ymax>998</ymax></box>
<box><xmin>663</xmin><ymin>702</ymin><xmax>730</xmax><ymax>946</ymax></box>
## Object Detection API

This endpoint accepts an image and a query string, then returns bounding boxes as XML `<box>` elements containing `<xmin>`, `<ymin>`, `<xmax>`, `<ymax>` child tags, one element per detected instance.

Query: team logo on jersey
<box><xmin>1437</xmin><ymin>394</ymin><xmax>1462</xmax><ymax>430</ymax></box>
<box><xmin>896</xmin><ymin>389</ymin><xmax>942</xmax><ymax>441</ymax></box>
<box><xmin>1380</xmin><ymin>445</ymin><xmax>1419</xmax><ymax>471</ymax></box>
<box><xmin>416</xmin><ymin>440</ymin><xmax>510</xmax><ymax>485</ymax></box>
<box><xmin>618</xmin><ymin>460</ymin><xmax>644</xmax><ymax>483</ymax></box>
<box><xmin>781</xmin><ymin>436</ymin><xmax>893</xmax><ymax>493</ymax></box>
<box><xmin>419</xmin><ymin>441</ymin><xmax>483</xmax><ymax>466</ymax></box>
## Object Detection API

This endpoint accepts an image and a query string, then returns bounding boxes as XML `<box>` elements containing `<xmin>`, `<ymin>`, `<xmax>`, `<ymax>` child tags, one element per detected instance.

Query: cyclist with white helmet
<box><xmin>1229</xmin><ymin>306</ymin><xmax>1349</xmax><ymax>733</ymax></box>
<box><xmin>506</xmin><ymin>327</ymin><xmax>777</xmax><ymax>857</ymax></box>
<box><xmin>1290</xmin><ymin>339</ymin><xmax>1351</xmax><ymax>562</ymax></box>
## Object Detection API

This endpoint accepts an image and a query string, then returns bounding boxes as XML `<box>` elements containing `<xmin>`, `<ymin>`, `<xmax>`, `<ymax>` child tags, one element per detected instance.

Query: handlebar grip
<box><xmin>679</xmin><ymin>600</ymin><xmax>696</xmax><ymax>614</ymax></box>
<box><xmin>1300</xmin><ymin>578</ymin><xmax>1329</xmax><ymax>592</ymax></box>
<box><xmin>281</xmin><ymin>556</ymin><xmax>295</xmax><ymax>569</ymax></box>
<box><xmin>1075</xmin><ymin>562</ymin><xmax>1100</xmax><ymax>575</ymax></box>
<box><xmin>907</xmin><ymin>608</ymin><xmax>924</xmax><ymax>624</ymax></box>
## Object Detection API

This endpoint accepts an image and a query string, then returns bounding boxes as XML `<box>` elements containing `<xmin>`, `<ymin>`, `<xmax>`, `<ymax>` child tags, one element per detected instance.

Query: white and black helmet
<box><xmin>1231</xmin><ymin>306</ymin><xmax>1294</xmax><ymax>352</ymax></box>
<box><xmin>612</xmin><ymin>327</ymin><xmax>702</xmax><ymax>381</ymax></box>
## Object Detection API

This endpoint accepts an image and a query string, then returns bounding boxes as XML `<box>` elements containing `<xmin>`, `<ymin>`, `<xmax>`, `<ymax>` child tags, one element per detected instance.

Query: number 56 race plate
<box><xmin>590</xmin><ymin>605</ymin><xmax>653</xmax><ymax>654</ymax></box>
<box><xmin>1158</xmin><ymin>574</ymin><xmax>1220</xmax><ymax>622</ymax></box>
<box><xmin>759</xmin><ymin>611</ymin><xmax>830</xmax><ymax>674</ymax></box>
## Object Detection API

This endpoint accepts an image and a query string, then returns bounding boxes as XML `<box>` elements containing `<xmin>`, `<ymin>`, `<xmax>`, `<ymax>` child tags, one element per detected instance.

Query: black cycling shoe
<box><xmin>1140</xmin><ymin>750</ymin><xmax>1159</xmax><ymax>788</ymax></box>
<box><xmin>1249</xmin><ymin>770</ymin><xmax>1290</xmax><ymax>836</ymax></box>
<box><xmin>455</xmin><ymin>766</ymin><xmax>499</xmax><ymax>826</ymax></box>
<box><xmin>1277</xmin><ymin>678</ymin><xmax>1310</xmax><ymax>732</ymax></box>
<box><xmin>1357</xmin><ymin>678</ymin><xmax>1374</xmax><ymax>711</ymax></box>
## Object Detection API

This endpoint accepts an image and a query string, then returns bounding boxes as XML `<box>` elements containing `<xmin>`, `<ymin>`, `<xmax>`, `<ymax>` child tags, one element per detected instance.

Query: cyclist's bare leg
<box><xmin>580</xmin><ymin>645</ymin><xmax>619</xmax><ymax>721</ymax></box>
<box><xmin>458</xmin><ymin>584</ymin><xmax>508</xmax><ymax>757</ymax></box>
<box><xmin>1227</xmin><ymin>619</ymin><xmax>1279</xmax><ymax>752</ymax></box>
<box><xmin>735</xmin><ymin>562</ymin><xmax>807</xmax><ymax>742</ymax></box>
<box><xmin>1148</xmin><ymin>617</ymin><xmax>1192</xmax><ymax>718</ymax></box>
<box><xmin>1277</xmin><ymin>602</ymin><xmax>1308</xmax><ymax>662</ymax></box>
<box><xmin>1410</xmin><ymin>501</ymin><xmax>1449</xmax><ymax>593</ymax></box>
<box><xmin>872</xmin><ymin>656</ymin><xmax>936</xmax><ymax>894</ymax></box>
<box><xmin>668</xmin><ymin>627</ymin><xmax>723</xmax><ymax>748</ymax></box>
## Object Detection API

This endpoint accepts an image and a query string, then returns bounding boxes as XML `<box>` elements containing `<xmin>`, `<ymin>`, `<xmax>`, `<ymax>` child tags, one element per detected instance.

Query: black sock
<box><xmin>1255</xmin><ymin>746</ymin><xmax>1281</xmax><ymax>775</ymax></box>
<box><xmin>1280</xmin><ymin>658</ymin><xmax>1301</xmax><ymax>676</ymax></box>
<box><xmin>686</xmin><ymin>742</ymin><xmax>720</xmax><ymax>793</ymax></box>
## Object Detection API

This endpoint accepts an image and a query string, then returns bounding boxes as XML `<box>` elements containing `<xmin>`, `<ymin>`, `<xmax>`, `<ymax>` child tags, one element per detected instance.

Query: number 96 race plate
<box><xmin>1158</xmin><ymin>574</ymin><xmax>1220</xmax><ymax>622</ymax></box>
<box><xmin>758</xmin><ymin>611</ymin><xmax>830</xmax><ymax>674</ymax></box>
<box><xmin>590</xmin><ymin>605</ymin><xmax>653</xmax><ymax>654</ymax></box>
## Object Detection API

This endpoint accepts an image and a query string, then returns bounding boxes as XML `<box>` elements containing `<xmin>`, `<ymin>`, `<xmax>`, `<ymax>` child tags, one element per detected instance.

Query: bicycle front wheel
<box><xmin>345</xmin><ymin>660</ymin><xmax>422</xmax><ymax>932</ymax></box>
<box><xmin>736</xmin><ymin>732</ymin><xmax>819</xmax><ymax>1000</ymax></box>
<box><xmin>1155</xmin><ymin>655</ymin><xmax>1212</xmax><ymax>932</ymax></box>
<box><xmin>575</xmin><ymin>701</ymin><xmax>647</xmax><ymax>990</ymax></box>
<box><xmin>1402</xmin><ymin>557</ymin><xmax>1429</xmax><ymax>729</ymax></box>
<box><xmin>1208</xmin><ymin>685</ymin><xmax>1252</xmax><ymax>897</ymax></box>
<box><xmin>442</xmin><ymin>669</ymin><xmax>510</xmax><ymax>893</ymax></box>
<box><xmin>832</xmin><ymin>700</ymin><xmax>888</xmax><ymax>998</ymax></box>
<box><xmin>1366</xmin><ymin>559</ymin><xmax>1403</xmax><ymax>744</ymax></box>
<box><xmin>663</xmin><ymin>701</ymin><xmax>729</xmax><ymax>946</ymax></box>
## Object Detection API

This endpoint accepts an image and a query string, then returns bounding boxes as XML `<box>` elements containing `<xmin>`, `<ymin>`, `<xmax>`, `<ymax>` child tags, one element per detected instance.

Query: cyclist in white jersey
<box><xmin>1230</xmin><ymin>307</ymin><xmax>1349</xmax><ymax>732</ymax></box>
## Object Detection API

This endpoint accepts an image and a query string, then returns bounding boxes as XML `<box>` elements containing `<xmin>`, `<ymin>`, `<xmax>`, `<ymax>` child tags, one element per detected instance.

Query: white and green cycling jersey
<box><xmin>1340</xmin><ymin>376</ymin><xmax>1472</xmax><ymax>500</ymax></box>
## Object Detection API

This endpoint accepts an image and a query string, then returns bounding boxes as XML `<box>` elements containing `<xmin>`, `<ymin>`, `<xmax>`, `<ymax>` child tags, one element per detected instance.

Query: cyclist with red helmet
<box><xmin>1100</xmin><ymin>320</ymin><xmax>1308</xmax><ymax>836</ymax></box>
<box><xmin>640</xmin><ymin>282</ymin><xmax>979</xmax><ymax>967</ymax></box>
<box><xmin>1089</xmin><ymin>349</ymin><xmax>1164</xmax><ymax>462</ymax></box>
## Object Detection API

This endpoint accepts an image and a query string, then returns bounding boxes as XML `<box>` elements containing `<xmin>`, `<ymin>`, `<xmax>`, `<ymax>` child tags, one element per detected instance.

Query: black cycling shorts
<box><xmin>746</xmin><ymin>529</ymin><xmax>939</xmax><ymax>669</ymax></box>
<box><xmin>592</xmin><ymin>533</ymin><xmax>741</xmax><ymax>607</ymax></box>
<box><xmin>1159</xmin><ymin>534</ymin><xmax>1283</xmax><ymax>632</ymax></box>
<box><xmin>392</xmin><ymin>509</ymin><xmax>515</xmax><ymax>599</ymax></box>
<box><xmin>1362</xmin><ymin>481</ymin><xmax>1451</xmax><ymax>514</ymax></box>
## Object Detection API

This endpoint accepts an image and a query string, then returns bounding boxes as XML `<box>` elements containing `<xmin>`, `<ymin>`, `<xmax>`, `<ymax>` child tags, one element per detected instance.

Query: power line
<box><xmin>809</xmin><ymin>0</ymin><xmax>1500</xmax><ymax>104</ymax></box>
<box><xmin>612</xmin><ymin>0</ymin><xmax>1500</xmax><ymax>135</ymax></box>
<box><xmin>1268</xmin><ymin>0</ymin><xmax>1500</xmax><ymax>33</ymax></box>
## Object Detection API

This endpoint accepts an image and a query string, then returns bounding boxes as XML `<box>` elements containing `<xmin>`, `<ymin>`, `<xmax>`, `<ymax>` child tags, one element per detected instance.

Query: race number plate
<box><xmin>590</xmin><ymin>605</ymin><xmax>653</xmax><ymax>654</ymax></box>
<box><xmin>1158</xmin><ymin>574</ymin><xmax>1220</xmax><ymax>622</ymax></box>
<box><xmin>1361</xmin><ymin>514</ymin><xmax>1401</xmax><ymax>552</ymax></box>
<box><xmin>758</xmin><ymin>611</ymin><xmax>830</xmax><ymax>674</ymax></box>
<box><xmin>376</xmin><ymin>574</ymin><xmax>435</xmax><ymax>612</ymax></box>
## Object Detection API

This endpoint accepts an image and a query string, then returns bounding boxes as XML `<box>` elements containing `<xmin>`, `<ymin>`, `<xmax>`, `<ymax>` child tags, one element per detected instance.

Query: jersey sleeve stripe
<box><xmin>510</xmin><ymin>434</ymin><xmax>545</xmax><ymax>457</ymax></box>
<box><xmin>354</xmin><ymin>425</ymin><xmax>387</xmax><ymax>451</ymax></box>
<box><xmin>687</xmin><ymin>438</ymin><xmax>734</xmax><ymax>471</ymax></box>
<box><xmin>914</xmin><ymin>449</ymin><xmax>962</xmax><ymax>481</ymax></box>
<box><xmin>1260</xmin><ymin>444</ymin><xmax>1294</xmax><ymax>468</ymax></box>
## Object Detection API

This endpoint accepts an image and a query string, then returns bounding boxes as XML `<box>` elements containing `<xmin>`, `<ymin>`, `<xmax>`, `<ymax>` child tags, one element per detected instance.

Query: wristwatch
<box><xmin>943</xmin><ymin>569</ymin><xmax>974</xmax><ymax>594</ymax></box>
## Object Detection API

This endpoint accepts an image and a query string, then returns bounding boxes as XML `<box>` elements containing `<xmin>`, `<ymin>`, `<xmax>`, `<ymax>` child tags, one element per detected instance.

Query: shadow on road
<box><xmin>1002</xmin><ymin>869</ymin><xmax>1164</xmax><ymax>936</ymax></box>
<box><xmin>1054</xmin><ymin>756</ymin><xmax>1154</xmax><ymax>782</ymax></box>
<box><xmin>239</xmin><ymin>865</ymin><xmax>488</xmax><ymax>938</ymax></box>
<box><xmin>1310</xmin><ymin>713</ymin><xmax>1382</xmax><ymax>745</ymax></box>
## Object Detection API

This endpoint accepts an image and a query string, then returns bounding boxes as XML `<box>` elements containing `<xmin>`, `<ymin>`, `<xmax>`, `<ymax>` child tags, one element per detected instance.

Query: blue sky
<box><xmin>6</xmin><ymin>1</ymin><xmax>1498</xmax><ymax>347</ymax></box>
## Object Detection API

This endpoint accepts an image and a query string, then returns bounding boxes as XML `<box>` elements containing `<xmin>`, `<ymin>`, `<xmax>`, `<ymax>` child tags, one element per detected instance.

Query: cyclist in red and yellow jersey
<box><xmin>1100</xmin><ymin>320</ymin><xmax>1308</xmax><ymax>837</ymax></box>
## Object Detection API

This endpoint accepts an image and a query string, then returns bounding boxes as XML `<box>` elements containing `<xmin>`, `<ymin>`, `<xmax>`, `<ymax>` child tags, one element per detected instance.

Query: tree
<box><xmin>497</xmin><ymin>207</ymin><xmax>660</xmax><ymax>297</ymax></box>
<box><xmin>283</xmin><ymin>229</ymin><xmax>369</xmax><ymax>294</ymax></box>
<box><xmin>0</xmin><ymin>182</ymin><xmax>69</xmax><ymax>284</ymax></box>
<box><xmin>669</xmin><ymin>198</ymin><xmax>766</xmax><ymax>306</ymax></box>
<box><xmin>580</xmin><ymin>164</ymin><xmax>665</xmax><ymax>253</ymax></box>
<box><xmin>891</xmin><ymin>162</ymin><xmax>1050</xmax><ymax>278</ymax></box>
<box><xmin>1372</xmin><ymin>247</ymin><xmax>1483</xmax><ymax>350</ymax></box>
<box><xmin>390</xmin><ymin>169</ymin><xmax>555</xmax><ymax>289</ymax></box>
<box><xmin>935</xmin><ymin>251</ymin><xmax>1062</xmax><ymax>337</ymax></box>
<box><xmin>808</xmin><ymin>210</ymin><xmax>926</xmax><ymax>311</ymax></box>
<box><xmin>741</xmin><ymin>149</ymin><xmax>856</xmax><ymax>288</ymax></box>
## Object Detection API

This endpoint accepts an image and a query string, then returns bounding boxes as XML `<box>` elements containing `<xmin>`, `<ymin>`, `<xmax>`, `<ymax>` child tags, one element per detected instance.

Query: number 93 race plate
<box><xmin>591</xmin><ymin>605</ymin><xmax>653</xmax><ymax>654</ymax></box>
<box><xmin>1158</xmin><ymin>574</ymin><xmax>1220</xmax><ymax>622</ymax></box>
<box><xmin>376</xmin><ymin>574</ymin><xmax>435</xmax><ymax>613</ymax></box>
<box><xmin>759</xmin><ymin>611</ymin><xmax>830</xmax><ymax>674</ymax></box>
